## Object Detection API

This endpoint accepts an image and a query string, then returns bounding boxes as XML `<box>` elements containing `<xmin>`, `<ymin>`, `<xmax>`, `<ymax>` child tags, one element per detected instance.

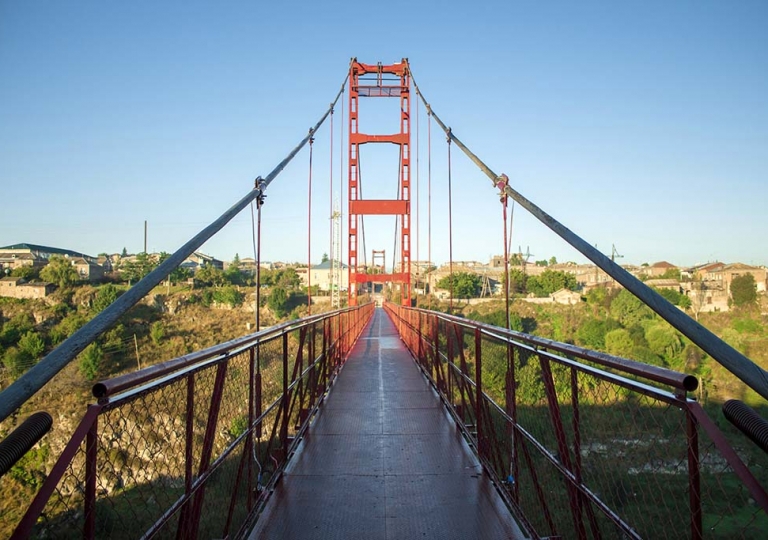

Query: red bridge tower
<box><xmin>348</xmin><ymin>58</ymin><xmax>411</xmax><ymax>306</ymax></box>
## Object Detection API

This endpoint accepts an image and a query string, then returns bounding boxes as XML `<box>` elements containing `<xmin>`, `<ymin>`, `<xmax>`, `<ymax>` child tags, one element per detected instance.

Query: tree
<box><xmin>610</xmin><ymin>290</ymin><xmax>653</xmax><ymax>326</ymax></box>
<box><xmin>119</xmin><ymin>252</ymin><xmax>156</xmax><ymax>284</ymax></box>
<box><xmin>549</xmin><ymin>256</ymin><xmax>557</xmax><ymax>266</ymax></box>
<box><xmin>121</xmin><ymin>247</ymin><xmax>128</xmax><ymax>257</ymax></box>
<box><xmin>79</xmin><ymin>343</ymin><xmax>103</xmax><ymax>381</ymax></box>
<box><xmin>196</xmin><ymin>264</ymin><xmax>226</xmax><ymax>287</ymax></box>
<box><xmin>604</xmin><ymin>329</ymin><xmax>634</xmax><ymax>357</ymax></box>
<box><xmin>508</xmin><ymin>268</ymin><xmax>527</xmax><ymax>294</ymax></box>
<box><xmin>213</xmin><ymin>286</ymin><xmax>245</xmax><ymax>307</ymax></box>
<box><xmin>156</xmin><ymin>251</ymin><xmax>191</xmax><ymax>284</ymax></box>
<box><xmin>276</xmin><ymin>268</ymin><xmax>301</xmax><ymax>290</ymax></box>
<box><xmin>645</xmin><ymin>324</ymin><xmax>683</xmax><ymax>359</ymax></box>
<box><xmin>653</xmin><ymin>287</ymin><xmax>683</xmax><ymax>306</ymax></box>
<box><xmin>150</xmin><ymin>321</ymin><xmax>165</xmax><ymax>345</ymax></box>
<box><xmin>11</xmin><ymin>265</ymin><xmax>39</xmax><ymax>280</ymax></box>
<box><xmin>731</xmin><ymin>273</ymin><xmax>757</xmax><ymax>307</ymax></box>
<box><xmin>659</xmin><ymin>268</ymin><xmax>682</xmax><ymax>280</ymax></box>
<box><xmin>321</xmin><ymin>253</ymin><xmax>329</xmax><ymax>263</ymax></box>
<box><xmin>436</xmin><ymin>272</ymin><xmax>482</xmax><ymax>299</ymax></box>
<box><xmin>575</xmin><ymin>318</ymin><xmax>621</xmax><ymax>350</ymax></box>
<box><xmin>535</xmin><ymin>260</ymin><xmax>548</xmax><ymax>267</ymax></box>
<box><xmin>268</xmin><ymin>286</ymin><xmax>289</xmax><ymax>317</ymax></box>
<box><xmin>17</xmin><ymin>331</ymin><xmax>45</xmax><ymax>360</ymax></box>
<box><xmin>3</xmin><ymin>347</ymin><xmax>33</xmax><ymax>378</ymax></box>
<box><xmin>40</xmin><ymin>255</ymin><xmax>79</xmax><ymax>288</ymax></box>
<box><xmin>526</xmin><ymin>269</ymin><xmax>578</xmax><ymax>297</ymax></box>
<box><xmin>93</xmin><ymin>284</ymin><xmax>122</xmax><ymax>314</ymax></box>
<box><xmin>0</xmin><ymin>313</ymin><xmax>35</xmax><ymax>346</ymax></box>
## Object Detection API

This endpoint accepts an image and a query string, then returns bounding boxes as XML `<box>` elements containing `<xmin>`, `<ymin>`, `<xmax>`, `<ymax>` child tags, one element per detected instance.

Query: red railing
<box><xmin>11</xmin><ymin>303</ymin><xmax>373</xmax><ymax>539</ymax></box>
<box><xmin>384</xmin><ymin>303</ymin><xmax>768</xmax><ymax>539</ymax></box>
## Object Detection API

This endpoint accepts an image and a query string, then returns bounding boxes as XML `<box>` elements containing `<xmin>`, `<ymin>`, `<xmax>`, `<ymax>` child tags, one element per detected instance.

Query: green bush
<box><xmin>150</xmin><ymin>321</ymin><xmax>165</xmax><ymax>345</ymax></box>
<box><xmin>3</xmin><ymin>347</ymin><xmax>34</xmax><ymax>378</ymax></box>
<box><xmin>79</xmin><ymin>343</ymin><xmax>103</xmax><ymax>381</ymax></box>
<box><xmin>212</xmin><ymin>286</ymin><xmax>245</xmax><ymax>308</ymax></box>
<box><xmin>17</xmin><ymin>331</ymin><xmax>45</xmax><ymax>359</ymax></box>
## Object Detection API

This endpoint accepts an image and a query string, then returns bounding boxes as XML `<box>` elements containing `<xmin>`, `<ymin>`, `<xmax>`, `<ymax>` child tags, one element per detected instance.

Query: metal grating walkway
<box><xmin>249</xmin><ymin>308</ymin><xmax>525</xmax><ymax>540</ymax></box>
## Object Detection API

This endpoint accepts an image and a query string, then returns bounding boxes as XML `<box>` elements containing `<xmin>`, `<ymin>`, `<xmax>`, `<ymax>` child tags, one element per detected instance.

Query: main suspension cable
<box><xmin>447</xmin><ymin>130</ymin><xmax>454</xmax><ymax>313</ymax></box>
<box><xmin>409</xmin><ymin>67</ymin><xmax>768</xmax><ymax>401</ymax></box>
<box><xmin>428</xmin><ymin>105</ymin><xmax>433</xmax><ymax>310</ymax></box>
<box><xmin>0</xmin><ymin>67</ymin><xmax>351</xmax><ymax>423</ymax></box>
<box><xmin>307</xmin><ymin>131</ymin><xmax>315</xmax><ymax>315</ymax></box>
<box><xmin>329</xmin><ymin>107</ymin><xmax>334</xmax><ymax>277</ymax></box>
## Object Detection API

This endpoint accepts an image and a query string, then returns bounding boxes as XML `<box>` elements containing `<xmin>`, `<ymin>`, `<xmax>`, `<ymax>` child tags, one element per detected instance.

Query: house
<box><xmin>644</xmin><ymin>261</ymin><xmax>678</xmax><ymax>278</ymax></box>
<box><xmin>0</xmin><ymin>251</ymin><xmax>48</xmax><ymax>274</ymax></box>
<box><xmin>0</xmin><ymin>243</ymin><xmax>97</xmax><ymax>263</ymax></box>
<box><xmin>721</xmin><ymin>263</ymin><xmax>767</xmax><ymax>294</ymax></box>
<box><xmin>97</xmin><ymin>255</ymin><xmax>114</xmax><ymax>273</ymax></box>
<box><xmin>237</xmin><ymin>258</ymin><xmax>273</xmax><ymax>274</ymax></box>
<box><xmin>69</xmin><ymin>257</ymin><xmax>105</xmax><ymax>282</ymax></box>
<box><xmin>551</xmin><ymin>288</ymin><xmax>582</xmax><ymax>305</ymax></box>
<box><xmin>691</xmin><ymin>262</ymin><xmax>726</xmax><ymax>283</ymax></box>
<box><xmin>0</xmin><ymin>277</ymin><xmax>55</xmax><ymax>299</ymax></box>
<box><xmin>299</xmin><ymin>260</ymin><xmax>349</xmax><ymax>292</ymax></box>
<box><xmin>644</xmin><ymin>279</ymin><xmax>681</xmax><ymax>291</ymax></box>
<box><xmin>183</xmin><ymin>252</ymin><xmax>224</xmax><ymax>272</ymax></box>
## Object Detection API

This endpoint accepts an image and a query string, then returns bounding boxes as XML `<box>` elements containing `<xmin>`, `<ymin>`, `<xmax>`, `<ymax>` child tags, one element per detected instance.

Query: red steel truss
<box><xmin>348</xmin><ymin>58</ymin><xmax>411</xmax><ymax>306</ymax></box>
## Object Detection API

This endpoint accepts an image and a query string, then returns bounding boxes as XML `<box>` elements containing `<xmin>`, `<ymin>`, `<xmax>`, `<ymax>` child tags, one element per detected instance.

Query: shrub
<box><xmin>17</xmin><ymin>331</ymin><xmax>45</xmax><ymax>359</ymax></box>
<box><xmin>150</xmin><ymin>321</ymin><xmax>165</xmax><ymax>345</ymax></box>
<box><xmin>79</xmin><ymin>343</ymin><xmax>103</xmax><ymax>381</ymax></box>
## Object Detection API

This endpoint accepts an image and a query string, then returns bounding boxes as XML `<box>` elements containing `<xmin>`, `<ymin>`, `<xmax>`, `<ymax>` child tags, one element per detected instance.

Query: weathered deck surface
<box><xmin>249</xmin><ymin>309</ymin><xmax>524</xmax><ymax>540</ymax></box>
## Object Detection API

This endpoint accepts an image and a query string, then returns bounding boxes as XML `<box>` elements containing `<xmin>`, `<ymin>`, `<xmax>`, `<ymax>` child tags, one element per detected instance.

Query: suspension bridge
<box><xmin>1</xmin><ymin>59</ymin><xmax>767</xmax><ymax>539</ymax></box>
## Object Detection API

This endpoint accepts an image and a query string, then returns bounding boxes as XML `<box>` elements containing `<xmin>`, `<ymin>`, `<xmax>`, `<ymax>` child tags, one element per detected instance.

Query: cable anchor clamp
<box><xmin>254</xmin><ymin>176</ymin><xmax>267</xmax><ymax>208</ymax></box>
<box><xmin>495</xmin><ymin>174</ymin><xmax>510</xmax><ymax>202</ymax></box>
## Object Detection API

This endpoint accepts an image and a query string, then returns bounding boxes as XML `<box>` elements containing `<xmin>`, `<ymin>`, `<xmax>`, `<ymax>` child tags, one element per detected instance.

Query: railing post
<box><xmin>84</xmin><ymin>414</ymin><xmax>98</xmax><ymax>540</ymax></box>
<box><xmin>188</xmin><ymin>362</ymin><xmax>228</xmax><ymax>537</ymax></box>
<box><xmin>540</xmin><ymin>354</ymin><xmax>586</xmax><ymax>539</ymax></box>
<box><xmin>505</xmin><ymin>342</ymin><xmax>518</xmax><ymax>502</ymax></box>
<box><xmin>474</xmin><ymin>327</ymin><xmax>484</xmax><ymax>460</ymax></box>
<box><xmin>282</xmin><ymin>332</ymin><xmax>289</xmax><ymax>459</ymax></box>
<box><xmin>177</xmin><ymin>374</ymin><xmax>195</xmax><ymax>539</ymax></box>
<box><xmin>687</xmin><ymin>408</ymin><xmax>703</xmax><ymax>540</ymax></box>
<box><xmin>247</xmin><ymin>347</ymin><xmax>255</xmax><ymax>512</ymax></box>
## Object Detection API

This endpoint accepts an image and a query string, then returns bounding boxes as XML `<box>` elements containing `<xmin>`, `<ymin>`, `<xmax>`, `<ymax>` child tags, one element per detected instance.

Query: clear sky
<box><xmin>1</xmin><ymin>1</ymin><xmax>766</xmax><ymax>268</ymax></box>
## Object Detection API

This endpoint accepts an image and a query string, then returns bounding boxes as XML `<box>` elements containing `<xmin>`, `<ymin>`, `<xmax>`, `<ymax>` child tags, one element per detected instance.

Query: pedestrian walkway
<box><xmin>249</xmin><ymin>308</ymin><xmax>525</xmax><ymax>539</ymax></box>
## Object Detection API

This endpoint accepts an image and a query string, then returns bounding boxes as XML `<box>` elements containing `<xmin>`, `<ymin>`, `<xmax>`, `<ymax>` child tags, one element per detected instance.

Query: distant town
<box><xmin>1</xmin><ymin>242</ymin><xmax>766</xmax><ymax>314</ymax></box>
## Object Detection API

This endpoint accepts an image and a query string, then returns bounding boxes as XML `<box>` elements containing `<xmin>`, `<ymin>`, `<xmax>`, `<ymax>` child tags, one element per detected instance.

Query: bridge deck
<box><xmin>249</xmin><ymin>309</ymin><xmax>524</xmax><ymax>540</ymax></box>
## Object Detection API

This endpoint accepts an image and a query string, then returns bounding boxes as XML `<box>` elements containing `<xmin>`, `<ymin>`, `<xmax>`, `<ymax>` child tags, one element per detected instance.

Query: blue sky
<box><xmin>1</xmin><ymin>1</ymin><xmax>766</xmax><ymax>268</ymax></box>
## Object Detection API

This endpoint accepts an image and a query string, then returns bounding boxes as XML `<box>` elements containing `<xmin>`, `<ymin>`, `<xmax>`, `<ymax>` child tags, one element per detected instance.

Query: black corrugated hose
<box><xmin>0</xmin><ymin>411</ymin><xmax>53</xmax><ymax>477</ymax></box>
<box><xmin>723</xmin><ymin>399</ymin><xmax>768</xmax><ymax>454</ymax></box>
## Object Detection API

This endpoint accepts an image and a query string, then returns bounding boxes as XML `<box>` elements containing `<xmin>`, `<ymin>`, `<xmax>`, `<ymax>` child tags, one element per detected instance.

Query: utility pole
<box><xmin>134</xmin><ymin>334</ymin><xmax>141</xmax><ymax>370</ymax></box>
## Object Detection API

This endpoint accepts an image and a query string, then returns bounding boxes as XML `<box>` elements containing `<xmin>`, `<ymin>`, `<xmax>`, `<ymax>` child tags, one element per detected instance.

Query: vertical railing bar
<box><xmin>84</xmin><ymin>415</ymin><xmax>98</xmax><ymax>540</ymax></box>
<box><xmin>687</xmin><ymin>409</ymin><xmax>703</xmax><ymax>540</ymax></box>
<box><xmin>281</xmin><ymin>332</ymin><xmax>289</xmax><ymax>460</ymax></box>
<box><xmin>176</xmin><ymin>374</ymin><xmax>196</xmax><ymax>539</ymax></box>
<box><xmin>475</xmin><ymin>327</ymin><xmax>484</xmax><ymax>459</ymax></box>
<box><xmin>539</xmin><ymin>354</ymin><xmax>586</xmax><ymax>539</ymax></box>
<box><xmin>247</xmin><ymin>347</ymin><xmax>255</xmax><ymax>512</ymax></box>
<box><xmin>188</xmin><ymin>362</ymin><xmax>228</xmax><ymax>538</ymax></box>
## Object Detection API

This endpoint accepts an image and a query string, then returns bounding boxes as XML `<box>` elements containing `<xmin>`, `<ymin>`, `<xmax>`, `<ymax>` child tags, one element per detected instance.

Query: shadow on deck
<box><xmin>249</xmin><ymin>309</ymin><xmax>525</xmax><ymax>540</ymax></box>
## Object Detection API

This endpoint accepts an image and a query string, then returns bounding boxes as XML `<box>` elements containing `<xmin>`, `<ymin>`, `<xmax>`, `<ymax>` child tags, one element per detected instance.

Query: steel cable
<box><xmin>409</xmin><ymin>68</ymin><xmax>768</xmax><ymax>402</ymax></box>
<box><xmin>0</xmin><ymin>66</ymin><xmax>351</xmax><ymax>422</ymax></box>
